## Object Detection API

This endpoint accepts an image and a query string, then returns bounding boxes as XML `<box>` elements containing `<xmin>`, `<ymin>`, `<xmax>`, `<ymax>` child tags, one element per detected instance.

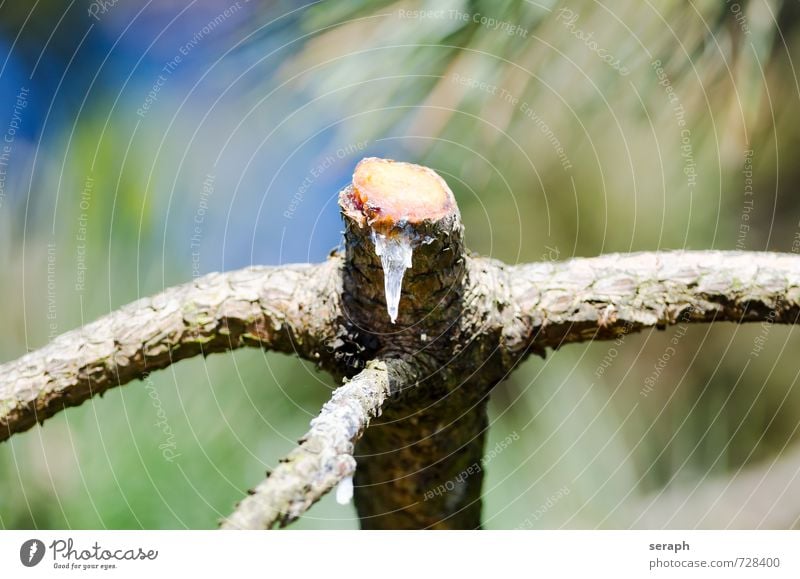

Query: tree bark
<box><xmin>339</xmin><ymin>159</ymin><xmax>492</xmax><ymax>528</ymax></box>
<box><xmin>0</xmin><ymin>262</ymin><xmax>341</xmax><ymax>442</ymax></box>
<box><xmin>2</xmin><ymin>158</ymin><xmax>800</xmax><ymax>530</ymax></box>
<box><xmin>504</xmin><ymin>250</ymin><xmax>800</xmax><ymax>355</ymax></box>
<box><xmin>222</xmin><ymin>359</ymin><xmax>415</xmax><ymax>529</ymax></box>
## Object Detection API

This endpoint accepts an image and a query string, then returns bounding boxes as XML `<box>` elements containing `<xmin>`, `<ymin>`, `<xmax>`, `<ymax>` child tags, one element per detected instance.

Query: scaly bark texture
<box><xmin>0</xmin><ymin>262</ymin><xmax>341</xmax><ymax>442</ymax></box>
<box><xmin>339</xmin><ymin>160</ymin><xmax>497</xmax><ymax>529</ymax></box>
<box><xmin>222</xmin><ymin>359</ymin><xmax>418</xmax><ymax>529</ymax></box>
<box><xmin>503</xmin><ymin>251</ymin><xmax>800</xmax><ymax>356</ymax></box>
<box><xmin>2</xmin><ymin>157</ymin><xmax>800</xmax><ymax>530</ymax></box>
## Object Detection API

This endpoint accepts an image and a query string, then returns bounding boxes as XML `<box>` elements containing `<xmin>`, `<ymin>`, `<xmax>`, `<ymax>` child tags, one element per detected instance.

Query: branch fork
<box><xmin>2</xmin><ymin>158</ymin><xmax>800</xmax><ymax>529</ymax></box>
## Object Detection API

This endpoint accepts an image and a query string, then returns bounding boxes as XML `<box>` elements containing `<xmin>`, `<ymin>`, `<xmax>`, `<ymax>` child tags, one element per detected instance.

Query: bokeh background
<box><xmin>2</xmin><ymin>0</ymin><xmax>800</xmax><ymax>529</ymax></box>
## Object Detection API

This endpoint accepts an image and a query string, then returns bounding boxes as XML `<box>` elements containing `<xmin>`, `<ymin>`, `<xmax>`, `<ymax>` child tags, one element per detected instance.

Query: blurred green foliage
<box><xmin>2</xmin><ymin>0</ymin><xmax>800</xmax><ymax>529</ymax></box>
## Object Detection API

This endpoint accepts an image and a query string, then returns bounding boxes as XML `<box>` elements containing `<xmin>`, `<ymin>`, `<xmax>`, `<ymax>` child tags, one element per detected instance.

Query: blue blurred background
<box><xmin>2</xmin><ymin>0</ymin><xmax>800</xmax><ymax>529</ymax></box>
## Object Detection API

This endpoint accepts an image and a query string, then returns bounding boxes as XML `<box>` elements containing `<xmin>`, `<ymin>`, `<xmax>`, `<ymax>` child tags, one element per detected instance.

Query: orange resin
<box><xmin>351</xmin><ymin>157</ymin><xmax>455</xmax><ymax>227</ymax></box>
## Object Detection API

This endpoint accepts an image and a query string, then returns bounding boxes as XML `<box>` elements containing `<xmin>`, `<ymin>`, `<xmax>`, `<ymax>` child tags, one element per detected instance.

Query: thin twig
<box><xmin>221</xmin><ymin>360</ymin><xmax>409</xmax><ymax>529</ymax></box>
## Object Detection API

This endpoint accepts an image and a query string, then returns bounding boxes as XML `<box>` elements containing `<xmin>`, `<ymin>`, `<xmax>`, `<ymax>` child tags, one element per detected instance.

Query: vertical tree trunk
<box><xmin>338</xmin><ymin>158</ymin><xmax>488</xmax><ymax>528</ymax></box>
<box><xmin>354</xmin><ymin>392</ymin><xmax>488</xmax><ymax>529</ymax></box>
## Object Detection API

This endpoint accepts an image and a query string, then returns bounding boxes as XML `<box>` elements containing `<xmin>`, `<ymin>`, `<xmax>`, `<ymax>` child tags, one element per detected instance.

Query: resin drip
<box><xmin>335</xmin><ymin>475</ymin><xmax>354</xmax><ymax>505</ymax></box>
<box><xmin>371</xmin><ymin>229</ymin><xmax>413</xmax><ymax>324</ymax></box>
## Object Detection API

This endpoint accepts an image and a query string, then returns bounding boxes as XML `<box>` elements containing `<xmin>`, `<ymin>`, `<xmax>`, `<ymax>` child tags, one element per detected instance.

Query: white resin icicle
<box><xmin>371</xmin><ymin>230</ymin><xmax>414</xmax><ymax>324</ymax></box>
<box><xmin>335</xmin><ymin>476</ymin><xmax>354</xmax><ymax>505</ymax></box>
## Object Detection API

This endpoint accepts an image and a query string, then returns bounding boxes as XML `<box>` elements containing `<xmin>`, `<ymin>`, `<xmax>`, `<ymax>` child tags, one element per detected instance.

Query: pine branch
<box><xmin>503</xmin><ymin>251</ymin><xmax>800</xmax><ymax>356</ymax></box>
<box><xmin>4</xmin><ymin>157</ymin><xmax>800</xmax><ymax>531</ymax></box>
<box><xmin>221</xmin><ymin>359</ymin><xmax>414</xmax><ymax>529</ymax></box>
<box><xmin>0</xmin><ymin>262</ymin><xmax>341</xmax><ymax>441</ymax></box>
